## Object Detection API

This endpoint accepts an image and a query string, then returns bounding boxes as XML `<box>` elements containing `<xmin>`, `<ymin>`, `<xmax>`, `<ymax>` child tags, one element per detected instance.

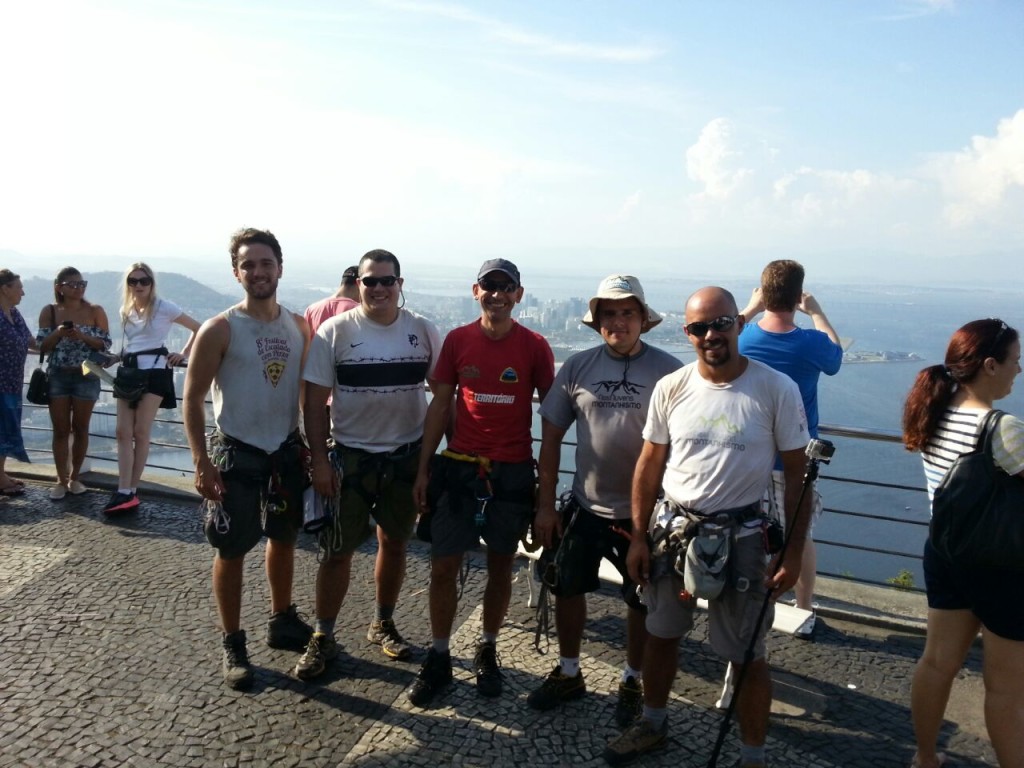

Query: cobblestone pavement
<box><xmin>0</xmin><ymin>482</ymin><xmax>995</xmax><ymax>767</ymax></box>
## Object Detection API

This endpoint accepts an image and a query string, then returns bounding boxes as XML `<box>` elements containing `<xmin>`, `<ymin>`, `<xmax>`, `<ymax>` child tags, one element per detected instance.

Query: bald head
<box><xmin>685</xmin><ymin>286</ymin><xmax>738</xmax><ymax>321</ymax></box>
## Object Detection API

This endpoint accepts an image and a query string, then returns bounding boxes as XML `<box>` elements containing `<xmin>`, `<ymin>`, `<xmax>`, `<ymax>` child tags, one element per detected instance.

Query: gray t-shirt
<box><xmin>539</xmin><ymin>343</ymin><xmax>682</xmax><ymax>519</ymax></box>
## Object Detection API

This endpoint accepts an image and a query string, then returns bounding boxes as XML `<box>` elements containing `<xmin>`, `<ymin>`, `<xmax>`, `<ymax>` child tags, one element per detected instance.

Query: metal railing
<box><xmin>18</xmin><ymin>384</ymin><xmax>929</xmax><ymax>593</ymax></box>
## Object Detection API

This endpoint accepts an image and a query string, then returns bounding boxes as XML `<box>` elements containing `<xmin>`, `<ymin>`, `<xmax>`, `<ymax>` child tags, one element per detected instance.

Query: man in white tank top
<box><xmin>184</xmin><ymin>228</ymin><xmax>312</xmax><ymax>690</ymax></box>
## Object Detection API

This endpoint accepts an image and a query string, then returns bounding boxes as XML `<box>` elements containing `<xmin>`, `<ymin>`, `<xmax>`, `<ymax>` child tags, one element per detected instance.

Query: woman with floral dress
<box><xmin>0</xmin><ymin>269</ymin><xmax>35</xmax><ymax>496</ymax></box>
<box><xmin>37</xmin><ymin>267</ymin><xmax>112</xmax><ymax>500</ymax></box>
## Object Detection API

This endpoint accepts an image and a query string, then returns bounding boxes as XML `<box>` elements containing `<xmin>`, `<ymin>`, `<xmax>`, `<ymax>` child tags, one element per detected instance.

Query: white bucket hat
<box><xmin>582</xmin><ymin>275</ymin><xmax>663</xmax><ymax>333</ymax></box>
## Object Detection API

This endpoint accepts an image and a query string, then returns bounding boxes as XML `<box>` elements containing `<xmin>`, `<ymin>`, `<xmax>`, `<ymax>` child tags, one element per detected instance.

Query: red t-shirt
<box><xmin>434</xmin><ymin>321</ymin><xmax>555</xmax><ymax>463</ymax></box>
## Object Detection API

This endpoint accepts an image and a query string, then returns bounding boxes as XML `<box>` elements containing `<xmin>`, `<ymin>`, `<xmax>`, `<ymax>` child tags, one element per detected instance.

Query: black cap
<box><xmin>341</xmin><ymin>266</ymin><xmax>358</xmax><ymax>286</ymax></box>
<box><xmin>477</xmin><ymin>258</ymin><xmax>520</xmax><ymax>285</ymax></box>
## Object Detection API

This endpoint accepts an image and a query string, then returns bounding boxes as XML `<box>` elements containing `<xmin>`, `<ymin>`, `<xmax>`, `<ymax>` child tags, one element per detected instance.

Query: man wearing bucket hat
<box><xmin>527</xmin><ymin>275</ymin><xmax>682</xmax><ymax>726</ymax></box>
<box><xmin>407</xmin><ymin>258</ymin><xmax>555</xmax><ymax>707</ymax></box>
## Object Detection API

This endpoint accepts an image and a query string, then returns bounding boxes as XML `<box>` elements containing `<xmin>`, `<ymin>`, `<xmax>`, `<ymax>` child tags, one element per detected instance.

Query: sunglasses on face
<box><xmin>359</xmin><ymin>276</ymin><xmax>398</xmax><ymax>288</ymax></box>
<box><xmin>478</xmin><ymin>278</ymin><xmax>518</xmax><ymax>294</ymax></box>
<box><xmin>683</xmin><ymin>315</ymin><xmax>737</xmax><ymax>337</ymax></box>
<box><xmin>59</xmin><ymin>280</ymin><xmax>88</xmax><ymax>289</ymax></box>
<box><xmin>127</xmin><ymin>276</ymin><xmax>153</xmax><ymax>287</ymax></box>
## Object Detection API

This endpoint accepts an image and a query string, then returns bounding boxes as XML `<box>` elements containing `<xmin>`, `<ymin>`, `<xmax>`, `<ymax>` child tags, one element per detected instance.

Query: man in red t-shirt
<box><xmin>408</xmin><ymin>258</ymin><xmax>554</xmax><ymax>707</ymax></box>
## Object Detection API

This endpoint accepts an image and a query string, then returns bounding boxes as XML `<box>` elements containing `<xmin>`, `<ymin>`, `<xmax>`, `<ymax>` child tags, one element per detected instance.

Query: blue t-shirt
<box><xmin>738</xmin><ymin>323</ymin><xmax>842</xmax><ymax>437</ymax></box>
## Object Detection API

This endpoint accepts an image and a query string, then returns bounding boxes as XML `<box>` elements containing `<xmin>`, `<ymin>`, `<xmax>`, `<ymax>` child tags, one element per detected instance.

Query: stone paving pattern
<box><xmin>0</xmin><ymin>483</ymin><xmax>996</xmax><ymax>767</ymax></box>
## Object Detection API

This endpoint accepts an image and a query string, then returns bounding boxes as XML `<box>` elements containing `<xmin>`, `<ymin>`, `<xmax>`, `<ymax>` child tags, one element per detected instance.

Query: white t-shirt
<box><xmin>122</xmin><ymin>298</ymin><xmax>183</xmax><ymax>369</ymax></box>
<box><xmin>644</xmin><ymin>359</ymin><xmax>808</xmax><ymax>529</ymax></box>
<box><xmin>304</xmin><ymin>307</ymin><xmax>441</xmax><ymax>452</ymax></box>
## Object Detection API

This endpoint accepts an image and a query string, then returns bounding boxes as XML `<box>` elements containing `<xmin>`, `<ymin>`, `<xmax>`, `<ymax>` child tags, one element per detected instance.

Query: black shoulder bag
<box><xmin>26</xmin><ymin>305</ymin><xmax>56</xmax><ymax>405</ymax></box>
<box><xmin>930</xmin><ymin>409</ymin><xmax>1024</xmax><ymax>571</ymax></box>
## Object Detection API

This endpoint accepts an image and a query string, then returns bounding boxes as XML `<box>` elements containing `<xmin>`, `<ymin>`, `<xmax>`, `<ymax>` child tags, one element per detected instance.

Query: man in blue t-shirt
<box><xmin>738</xmin><ymin>259</ymin><xmax>842</xmax><ymax>638</ymax></box>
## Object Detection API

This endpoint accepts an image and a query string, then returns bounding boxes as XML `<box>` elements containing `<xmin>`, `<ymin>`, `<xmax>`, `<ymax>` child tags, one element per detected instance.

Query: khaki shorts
<box><xmin>643</xmin><ymin>533</ymin><xmax>772</xmax><ymax>662</ymax></box>
<box><xmin>317</xmin><ymin>443</ymin><xmax>420</xmax><ymax>557</ymax></box>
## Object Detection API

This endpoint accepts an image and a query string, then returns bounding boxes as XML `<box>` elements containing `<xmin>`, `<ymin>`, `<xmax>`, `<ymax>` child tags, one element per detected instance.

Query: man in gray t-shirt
<box><xmin>529</xmin><ymin>275</ymin><xmax>681</xmax><ymax>726</ymax></box>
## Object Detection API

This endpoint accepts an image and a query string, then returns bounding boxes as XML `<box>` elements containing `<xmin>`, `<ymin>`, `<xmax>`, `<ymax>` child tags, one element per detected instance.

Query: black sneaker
<box><xmin>526</xmin><ymin>664</ymin><xmax>586</xmax><ymax>711</ymax></box>
<box><xmin>603</xmin><ymin>717</ymin><xmax>668</xmax><ymax>765</ymax></box>
<box><xmin>293</xmin><ymin>632</ymin><xmax>339</xmax><ymax>680</ymax></box>
<box><xmin>473</xmin><ymin>640</ymin><xmax>503</xmax><ymax>698</ymax></box>
<box><xmin>222</xmin><ymin>630</ymin><xmax>253</xmax><ymax>690</ymax></box>
<box><xmin>614</xmin><ymin>675</ymin><xmax>644</xmax><ymax>728</ymax></box>
<box><xmin>407</xmin><ymin>648</ymin><xmax>453</xmax><ymax>707</ymax></box>
<box><xmin>102</xmin><ymin>491</ymin><xmax>139</xmax><ymax>516</ymax></box>
<box><xmin>367</xmin><ymin>618</ymin><xmax>412</xmax><ymax>660</ymax></box>
<box><xmin>266</xmin><ymin>604</ymin><xmax>313</xmax><ymax>651</ymax></box>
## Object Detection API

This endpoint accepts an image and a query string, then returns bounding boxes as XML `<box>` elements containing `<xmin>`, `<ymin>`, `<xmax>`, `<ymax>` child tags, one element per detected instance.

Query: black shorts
<box><xmin>543</xmin><ymin>499</ymin><xmax>642</xmax><ymax>611</ymax></box>
<box><xmin>923</xmin><ymin>537</ymin><xmax>1024</xmax><ymax>641</ymax></box>
<box><xmin>203</xmin><ymin>432</ymin><xmax>305</xmax><ymax>560</ymax></box>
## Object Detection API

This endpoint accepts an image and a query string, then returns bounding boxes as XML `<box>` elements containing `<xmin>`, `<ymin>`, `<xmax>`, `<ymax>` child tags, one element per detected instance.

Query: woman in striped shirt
<box><xmin>902</xmin><ymin>318</ymin><xmax>1023</xmax><ymax>768</ymax></box>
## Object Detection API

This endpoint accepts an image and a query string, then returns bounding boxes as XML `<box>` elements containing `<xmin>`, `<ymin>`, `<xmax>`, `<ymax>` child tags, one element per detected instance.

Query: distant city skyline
<box><xmin>1</xmin><ymin>0</ymin><xmax>1021</xmax><ymax>285</ymax></box>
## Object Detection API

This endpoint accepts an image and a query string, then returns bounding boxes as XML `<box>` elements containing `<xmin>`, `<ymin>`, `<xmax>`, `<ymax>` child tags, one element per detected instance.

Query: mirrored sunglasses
<box><xmin>683</xmin><ymin>315</ymin><xmax>737</xmax><ymax>337</ymax></box>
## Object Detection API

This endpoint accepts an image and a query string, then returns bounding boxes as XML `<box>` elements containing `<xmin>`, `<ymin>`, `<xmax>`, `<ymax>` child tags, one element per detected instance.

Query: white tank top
<box><xmin>212</xmin><ymin>306</ymin><xmax>304</xmax><ymax>453</ymax></box>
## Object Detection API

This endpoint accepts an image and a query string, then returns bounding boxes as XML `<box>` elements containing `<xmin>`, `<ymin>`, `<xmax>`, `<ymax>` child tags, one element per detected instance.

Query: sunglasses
<box><xmin>127</xmin><ymin>276</ymin><xmax>153</xmax><ymax>287</ymax></box>
<box><xmin>683</xmin><ymin>315</ymin><xmax>738</xmax><ymax>337</ymax></box>
<box><xmin>478</xmin><ymin>278</ymin><xmax>518</xmax><ymax>294</ymax></box>
<box><xmin>59</xmin><ymin>280</ymin><xmax>88</xmax><ymax>289</ymax></box>
<box><xmin>359</xmin><ymin>276</ymin><xmax>398</xmax><ymax>288</ymax></box>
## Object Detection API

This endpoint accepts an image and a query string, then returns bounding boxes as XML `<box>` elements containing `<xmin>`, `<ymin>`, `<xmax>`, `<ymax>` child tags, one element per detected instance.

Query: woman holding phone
<box><xmin>104</xmin><ymin>263</ymin><xmax>199</xmax><ymax>515</ymax></box>
<box><xmin>37</xmin><ymin>267</ymin><xmax>112</xmax><ymax>500</ymax></box>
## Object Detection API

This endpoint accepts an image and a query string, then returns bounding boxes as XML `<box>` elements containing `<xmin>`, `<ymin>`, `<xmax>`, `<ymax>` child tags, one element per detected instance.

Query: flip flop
<box><xmin>0</xmin><ymin>485</ymin><xmax>26</xmax><ymax>497</ymax></box>
<box><xmin>911</xmin><ymin>753</ymin><xmax>948</xmax><ymax>767</ymax></box>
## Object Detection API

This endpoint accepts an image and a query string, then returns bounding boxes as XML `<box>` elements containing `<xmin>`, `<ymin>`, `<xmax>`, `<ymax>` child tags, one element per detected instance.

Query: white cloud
<box><xmin>611</xmin><ymin>190</ymin><xmax>642</xmax><ymax>223</ymax></box>
<box><xmin>685</xmin><ymin>119</ymin><xmax>756</xmax><ymax>201</ymax></box>
<box><xmin>932</xmin><ymin>109</ymin><xmax>1024</xmax><ymax>226</ymax></box>
<box><xmin>378</xmin><ymin>0</ymin><xmax>664</xmax><ymax>61</ymax></box>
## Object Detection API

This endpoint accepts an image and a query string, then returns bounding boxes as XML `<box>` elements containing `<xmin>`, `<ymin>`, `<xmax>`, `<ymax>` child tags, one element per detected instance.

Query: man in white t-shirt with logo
<box><xmin>604</xmin><ymin>287</ymin><xmax>809</xmax><ymax>768</ymax></box>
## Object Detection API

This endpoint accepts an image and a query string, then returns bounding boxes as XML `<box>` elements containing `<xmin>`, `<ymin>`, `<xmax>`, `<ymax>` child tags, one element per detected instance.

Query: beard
<box><xmin>243</xmin><ymin>276</ymin><xmax>278</xmax><ymax>299</ymax></box>
<box><xmin>698</xmin><ymin>339</ymin><xmax>731</xmax><ymax>367</ymax></box>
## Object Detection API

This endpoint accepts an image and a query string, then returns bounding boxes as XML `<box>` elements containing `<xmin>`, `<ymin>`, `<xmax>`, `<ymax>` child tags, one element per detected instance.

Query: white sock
<box><xmin>118</xmin><ymin>488</ymin><xmax>132</xmax><ymax>495</ymax></box>
<box><xmin>559</xmin><ymin>656</ymin><xmax>580</xmax><ymax>677</ymax></box>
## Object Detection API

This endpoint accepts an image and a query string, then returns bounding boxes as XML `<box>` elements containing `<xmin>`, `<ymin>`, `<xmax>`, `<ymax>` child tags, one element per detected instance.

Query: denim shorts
<box><xmin>47</xmin><ymin>368</ymin><xmax>101</xmax><ymax>401</ymax></box>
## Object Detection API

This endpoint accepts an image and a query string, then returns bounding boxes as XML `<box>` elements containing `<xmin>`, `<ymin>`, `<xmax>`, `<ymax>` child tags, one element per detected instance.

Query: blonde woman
<box><xmin>104</xmin><ymin>263</ymin><xmax>199</xmax><ymax>515</ymax></box>
<box><xmin>37</xmin><ymin>267</ymin><xmax>112</xmax><ymax>500</ymax></box>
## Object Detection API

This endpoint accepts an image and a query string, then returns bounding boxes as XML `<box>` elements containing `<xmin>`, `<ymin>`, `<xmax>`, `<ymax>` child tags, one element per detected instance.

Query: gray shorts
<box><xmin>426</xmin><ymin>455</ymin><xmax>534</xmax><ymax>558</ymax></box>
<box><xmin>643</xmin><ymin>533</ymin><xmax>772</xmax><ymax>662</ymax></box>
<box><xmin>48</xmin><ymin>368</ymin><xmax>101</xmax><ymax>401</ymax></box>
<box><xmin>203</xmin><ymin>433</ymin><xmax>304</xmax><ymax>560</ymax></box>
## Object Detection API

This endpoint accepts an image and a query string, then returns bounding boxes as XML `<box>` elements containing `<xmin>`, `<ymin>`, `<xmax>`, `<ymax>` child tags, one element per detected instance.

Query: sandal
<box><xmin>0</xmin><ymin>484</ymin><xmax>26</xmax><ymax>497</ymax></box>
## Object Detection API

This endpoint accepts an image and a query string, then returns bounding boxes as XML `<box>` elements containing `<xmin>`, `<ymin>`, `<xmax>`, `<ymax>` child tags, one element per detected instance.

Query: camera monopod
<box><xmin>706</xmin><ymin>438</ymin><xmax>835</xmax><ymax>768</ymax></box>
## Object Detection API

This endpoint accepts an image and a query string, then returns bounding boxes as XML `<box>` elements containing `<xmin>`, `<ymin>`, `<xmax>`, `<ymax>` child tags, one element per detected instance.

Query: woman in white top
<box><xmin>902</xmin><ymin>318</ymin><xmax>1024</xmax><ymax>768</ymax></box>
<box><xmin>104</xmin><ymin>263</ymin><xmax>199</xmax><ymax>515</ymax></box>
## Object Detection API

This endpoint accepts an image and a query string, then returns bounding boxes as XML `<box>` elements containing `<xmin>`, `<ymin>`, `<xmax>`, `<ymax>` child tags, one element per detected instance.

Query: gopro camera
<box><xmin>806</xmin><ymin>438</ymin><xmax>835</xmax><ymax>464</ymax></box>
<box><xmin>62</xmin><ymin>320</ymin><xmax>74</xmax><ymax>329</ymax></box>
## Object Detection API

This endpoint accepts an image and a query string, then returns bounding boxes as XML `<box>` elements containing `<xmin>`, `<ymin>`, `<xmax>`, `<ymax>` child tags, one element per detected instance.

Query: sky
<box><xmin>1</xmin><ymin>0</ymin><xmax>1022</xmax><ymax>288</ymax></box>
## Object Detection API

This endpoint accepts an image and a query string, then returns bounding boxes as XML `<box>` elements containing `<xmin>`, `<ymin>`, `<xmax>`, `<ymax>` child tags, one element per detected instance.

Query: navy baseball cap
<box><xmin>477</xmin><ymin>258</ymin><xmax>520</xmax><ymax>285</ymax></box>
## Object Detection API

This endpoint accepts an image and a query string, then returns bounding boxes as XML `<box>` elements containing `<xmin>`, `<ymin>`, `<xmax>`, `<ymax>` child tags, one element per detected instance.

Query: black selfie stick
<box><xmin>706</xmin><ymin>439</ymin><xmax>833</xmax><ymax>768</ymax></box>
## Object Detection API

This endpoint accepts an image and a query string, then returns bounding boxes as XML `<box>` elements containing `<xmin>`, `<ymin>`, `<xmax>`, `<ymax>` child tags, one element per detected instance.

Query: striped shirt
<box><xmin>921</xmin><ymin>407</ymin><xmax>1024</xmax><ymax>503</ymax></box>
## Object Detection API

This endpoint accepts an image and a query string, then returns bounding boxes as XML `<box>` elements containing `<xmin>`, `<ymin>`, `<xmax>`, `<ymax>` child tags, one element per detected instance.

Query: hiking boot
<box><xmin>103</xmin><ymin>491</ymin><xmax>139</xmax><ymax>516</ymax></box>
<box><xmin>526</xmin><ymin>664</ymin><xmax>586</xmax><ymax>711</ymax></box>
<box><xmin>266</xmin><ymin>604</ymin><xmax>313</xmax><ymax>651</ymax></box>
<box><xmin>293</xmin><ymin>632</ymin><xmax>339</xmax><ymax>680</ymax></box>
<box><xmin>603</xmin><ymin>717</ymin><xmax>668</xmax><ymax>765</ymax></box>
<box><xmin>473</xmin><ymin>640</ymin><xmax>503</xmax><ymax>698</ymax></box>
<box><xmin>407</xmin><ymin>648</ymin><xmax>453</xmax><ymax>707</ymax></box>
<box><xmin>222</xmin><ymin>630</ymin><xmax>253</xmax><ymax>690</ymax></box>
<box><xmin>367</xmin><ymin>618</ymin><xmax>412</xmax><ymax>660</ymax></box>
<box><xmin>614</xmin><ymin>675</ymin><xmax>643</xmax><ymax>728</ymax></box>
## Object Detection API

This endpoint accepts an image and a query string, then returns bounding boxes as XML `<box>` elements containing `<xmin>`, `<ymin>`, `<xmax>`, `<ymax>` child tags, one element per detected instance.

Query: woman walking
<box><xmin>104</xmin><ymin>263</ymin><xmax>199</xmax><ymax>514</ymax></box>
<box><xmin>902</xmin><ymin>318</ymin><xmax>1024</xmax><ymax>768</ymax></box>
<box><xmin>0</xmin><ymin>269</ymin><xmax>36</xmax><ymax>496</ymax></box>
<box><xmin>37</xmin><ymin>267</ymin><xmax>112</xmax><ymax>500</ymax></box>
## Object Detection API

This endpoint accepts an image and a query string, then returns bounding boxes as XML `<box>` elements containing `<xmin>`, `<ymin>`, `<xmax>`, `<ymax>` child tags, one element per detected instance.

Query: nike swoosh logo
<box><xmin>350</xmin><ymin>342</ymin><xmax>364</xmax><ymax>347</ymax></box>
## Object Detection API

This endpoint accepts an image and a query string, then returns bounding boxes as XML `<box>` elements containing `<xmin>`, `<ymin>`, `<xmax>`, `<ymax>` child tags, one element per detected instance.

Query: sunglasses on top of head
<box><xmin>127</xmin><ymin>276</ymin><xmax>153</xmax><ymax>287</ymax></box>
<box><xmin>478</xmin><ymin>278</ymin><xmax>518</xmax><ymax>294</ymax></box>
<box><xmin>683</xmin><ymin>315</ymin><xmax>738</xmax><ymax>337</ymax></box>
<box><xmin>359</xmin><ymin>275</ymin><xmax>399</xmax><ymax>288</ymax></box>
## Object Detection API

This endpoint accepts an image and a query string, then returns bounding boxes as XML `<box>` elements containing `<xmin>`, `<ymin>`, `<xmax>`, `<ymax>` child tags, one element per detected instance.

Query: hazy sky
<box><xmin>1</xmin><ymin>0</ymin><xmax>1022</xmax><ymax>285</ymax></box>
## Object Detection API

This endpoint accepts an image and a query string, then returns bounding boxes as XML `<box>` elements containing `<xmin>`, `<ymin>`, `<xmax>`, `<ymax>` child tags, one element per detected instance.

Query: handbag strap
<box><xmin>975</xmin><ymin>409</ymin><xmax>1005</xmax><ymax>458</ymax></box>
<box><xmin>39</xmin><ymin>304</ymin><xmax>57</xmax><ymax>365</ymax></box>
